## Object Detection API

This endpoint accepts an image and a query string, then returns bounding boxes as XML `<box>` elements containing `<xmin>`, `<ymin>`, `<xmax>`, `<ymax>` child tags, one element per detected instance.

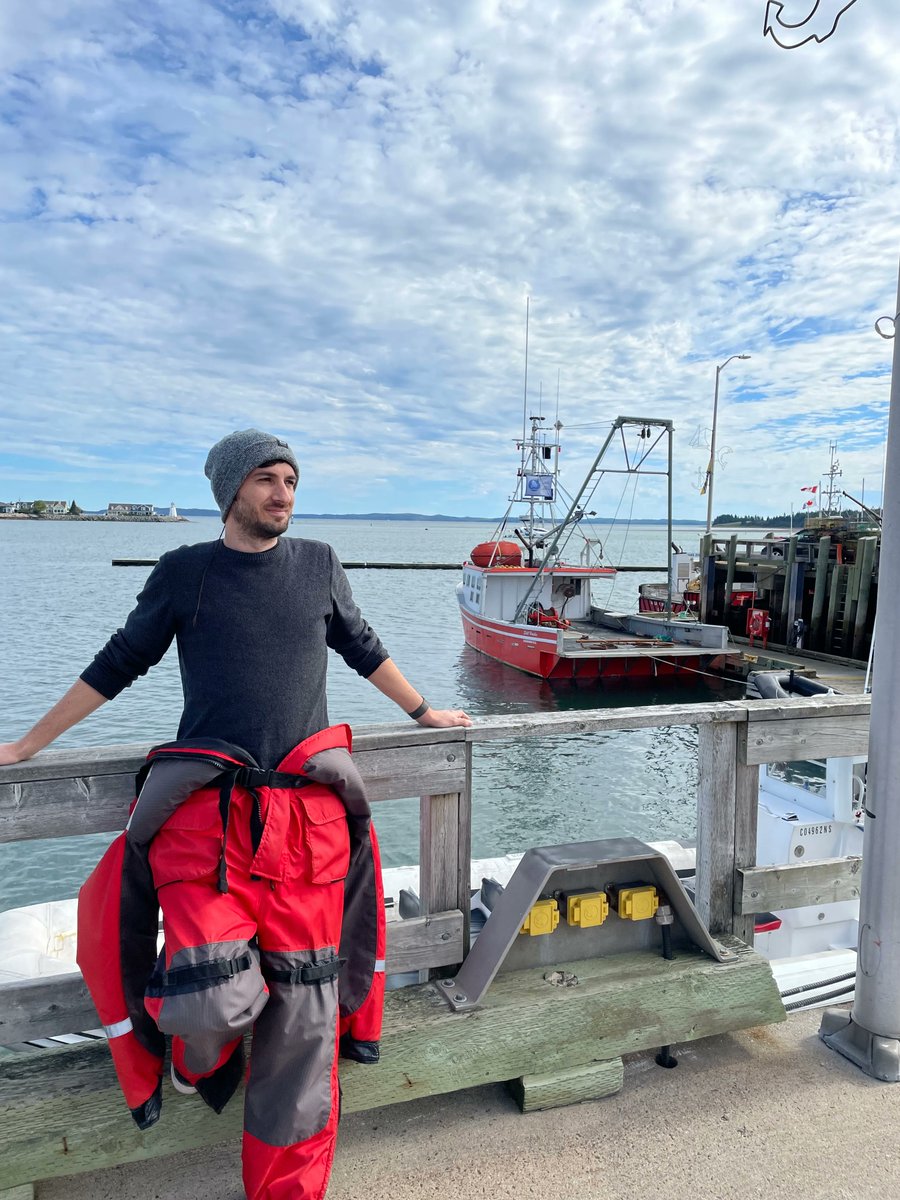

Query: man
<box><xmin>0</xmin><ymin>427</ymin><xmax>471</xmax><ymax>767</ymax></box>
<box><xmin>0</xmin><ymin>429</ymin><xmax>472</xmax><ymax>1199</ymax></box>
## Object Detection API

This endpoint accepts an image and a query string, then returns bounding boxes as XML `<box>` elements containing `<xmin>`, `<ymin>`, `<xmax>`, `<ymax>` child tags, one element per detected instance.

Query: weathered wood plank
<box><xmin>0</xmin><ymin>742</ymin><xmax>468</xmax><ymax>843</ymax></box>
<box><xmin>695</xmin><ymin>723</ymin><xmax>737</xmax><ymax>935</ymax></box>
<box><xmin>736</xmin><ymin>857</ymin><xmax>863</xmax><ymax>914</ymax></box>
<box><xmin>0</xmin><ymin>975</ymin><xmax>96</xmax><ymax>1046</ymax></box>
<box><xmin>851</xmin><ymin>538</ymin><xmax>878</xmax><ymax>660</ymax></box>
<box><xmin>463</xmin><ymin>702</ymin><xmax>749</xmax><ymax>743</ymax></box>
<box><xmin>0</xmin><ymin>912</ymin><xmax>465</xmax><ymax>1043</ymax></box>
<box><xmin>740</xmin><ymin>695</ymin><xmax>872</xmax><ymax>722</ymax></box>
<box><xmin>739</xmin><ymin>714</ymin><xmax>869</xmax><ymax>765</ymax></box>
<box><xmin>0</xmin><ymin>938</ymin><xmax>782</xmax><ymax>1188</ymax></box>
<box><xmin>0</xmin><ymin>705</ymin><xmax>743</xmax><ymax>791</ymax></box>
<box><xmin>458</xmin><ymin>747</ymin><xmax>473</xmax><ymax>953</ymax></box>
<box><xmin>0</xmin><ymin>726</ymin><xmax>469</xmax><ymax>786</ymax></box>
<box><xmin>385</xmin><ymin>912</ymin><xmax>465</xmax><ymax>975</ymax></box>
<box><xmin>810</xmin><ymin>536</ymin><xmax>831</xmax><ymax>650</ymax></box>
<box><xmin>724</xmin><ymin>534</ymin><xmax>738</xmax><ymax>602</ymax></box>
<box><xmin>355</xmin><ymin>743</ymin><xmax>467</xmax><ymax>803</ymax></box>
<box><xmin>0</xmin><ymin>698</ymin><xmax>870</xmax><ymax>797</ymax></box>
<box><xmin>732</xmin><ymin>758</ymin><xmax>760</xmax><ymax>943</ymax></box>
<box><xmin>419</xmin><ymin>794</ymin><xmax>460</xmax><ymax>917</ymax></box>
<box><xmin>509</xmin><ymin>1057</ymin><xmax>624</xmax><ymax>1112</ymax></box>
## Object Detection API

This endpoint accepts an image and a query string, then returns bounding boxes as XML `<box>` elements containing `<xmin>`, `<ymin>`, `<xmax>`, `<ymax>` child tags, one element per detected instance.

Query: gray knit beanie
<box><xmin>204</xmin><ymin>429</ymin><xmax>300</xmax><ymax>520</ymax></box>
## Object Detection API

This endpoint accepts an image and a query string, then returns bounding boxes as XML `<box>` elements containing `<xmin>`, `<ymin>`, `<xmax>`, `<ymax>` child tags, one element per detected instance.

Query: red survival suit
<box><xmin>77</xmin><ymin>725</ymin><xmax>386</xmax><ymax>1200</ymax></box>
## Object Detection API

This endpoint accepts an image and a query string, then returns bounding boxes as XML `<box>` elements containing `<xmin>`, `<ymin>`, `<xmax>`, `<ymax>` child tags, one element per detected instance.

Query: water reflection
<box><xmin>454</xmin><ymin>647</ymin><xmax>744</xmax><ymax>864</ymax></box>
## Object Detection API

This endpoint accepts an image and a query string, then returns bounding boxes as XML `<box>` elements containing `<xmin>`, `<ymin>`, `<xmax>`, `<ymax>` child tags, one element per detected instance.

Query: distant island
<box><xmin>712</xmin><ymin>507</ymin><xmax>880</xmax><ymax>528</ymax></box>
<box><xmin>177</xmin><ymin>509</ymin><xmax>711</xmax><ymax>524</ymax></box>
<box><xmin>7</xmin><ymin>504</ymin><xmax>827</xmax><ymax>526</ymax></box>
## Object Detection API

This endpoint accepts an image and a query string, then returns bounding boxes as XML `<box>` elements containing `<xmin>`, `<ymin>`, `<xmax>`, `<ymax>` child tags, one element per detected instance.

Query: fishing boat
<box><xmin>457</xmin><ymin>414</ymin><xmax>733</xmax><ymax>679</ymax></box>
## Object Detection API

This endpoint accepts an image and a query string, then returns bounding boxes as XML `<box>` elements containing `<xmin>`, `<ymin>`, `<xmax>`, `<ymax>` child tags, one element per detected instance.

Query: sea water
<box><xmin>0</xmin><ymin>516</ymin><xmax>745</xmax><ymax>912</ymax></box>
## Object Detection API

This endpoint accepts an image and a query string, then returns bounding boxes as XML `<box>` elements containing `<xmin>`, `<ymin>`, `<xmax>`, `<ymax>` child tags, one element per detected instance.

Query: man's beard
<box><xmin>230</xmin><ymin>495</ymin><xmax>291</xmax><ymax>540</ymax></box>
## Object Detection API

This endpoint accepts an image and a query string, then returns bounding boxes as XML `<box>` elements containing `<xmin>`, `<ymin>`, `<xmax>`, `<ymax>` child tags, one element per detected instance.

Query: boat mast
<box><xmin>824</xmin><ymin>442</ymin><xmax>842</xmax><ymax>517</ymax></box>
<box><xmin>512</xmin><ymin>416</ymin><xmax>674</xmax><ymax>623</ymax></box>
<box><xmin>519</xmin><ymin>298</ymin><xmax>530</xmax><ymax>491</ymax></box>
<box><xmin>514</xmin><ymin>413</ymin><xmax>558</xmax><ymax>565</ymax></box>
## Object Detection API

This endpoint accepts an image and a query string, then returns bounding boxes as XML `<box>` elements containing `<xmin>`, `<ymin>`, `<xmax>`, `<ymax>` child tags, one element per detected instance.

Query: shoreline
<box><xmin>0</xmin><ymin>513</ymin><xmax>189</xmax><ymax>522</ymax></box>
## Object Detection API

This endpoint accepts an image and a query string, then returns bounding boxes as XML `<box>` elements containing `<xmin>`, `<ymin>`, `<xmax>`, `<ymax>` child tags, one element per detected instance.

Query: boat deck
<box><xmin>38</xmin><ymin>1005</ymin><xmax>899</xmax><ymax>1200</ymax></box>
<box><xmin>559</xmin><ymin>619</ymin><xmax>726</xmax><ymax>660</ymax></box>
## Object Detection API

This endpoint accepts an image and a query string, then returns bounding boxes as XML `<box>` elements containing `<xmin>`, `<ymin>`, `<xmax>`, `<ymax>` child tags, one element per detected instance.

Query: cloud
<box><xmin>0</xmin><ymin>0</ymin><xmax>896</xmax><ymax>517</ymax></box>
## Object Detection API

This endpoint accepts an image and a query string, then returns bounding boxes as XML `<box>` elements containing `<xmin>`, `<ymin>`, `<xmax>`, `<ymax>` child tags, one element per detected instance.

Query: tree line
<box><xmin>713</xmin><ymin>507</ymin><xmax>881</xmax><ymax>528</ymax></box>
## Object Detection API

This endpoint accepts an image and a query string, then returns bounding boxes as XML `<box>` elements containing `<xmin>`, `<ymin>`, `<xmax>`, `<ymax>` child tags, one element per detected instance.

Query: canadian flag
<box><xmin>805</xmin><ymin>499</ymin><xmax>814</xmax><ymax>507</ymax></box>
<box><xmin>800</xmin><ymin>485</ymin><xmax>818</xmax><ymax>493</ymax></box>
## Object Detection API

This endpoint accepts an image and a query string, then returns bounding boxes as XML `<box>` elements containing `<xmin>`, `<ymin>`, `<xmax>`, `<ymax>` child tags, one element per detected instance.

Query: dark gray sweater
<box><xmin>81</xmin><ymin>537</ymin><xmax>388</xmax><ymax>768</ymax></box>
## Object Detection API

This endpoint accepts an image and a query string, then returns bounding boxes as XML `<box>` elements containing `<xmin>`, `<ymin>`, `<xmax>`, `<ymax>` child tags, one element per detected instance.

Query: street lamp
<box><xmin>704</xmin><ymin>354</ymin><xmax>751</xmax><ymax>533</ymax></box>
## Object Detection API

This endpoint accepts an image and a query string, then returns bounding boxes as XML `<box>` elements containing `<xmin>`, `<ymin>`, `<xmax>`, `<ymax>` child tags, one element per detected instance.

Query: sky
<box><xmin>1</xmin><ymin>0</ymin><xmax>898</xmax><ymax>520</ymax></box>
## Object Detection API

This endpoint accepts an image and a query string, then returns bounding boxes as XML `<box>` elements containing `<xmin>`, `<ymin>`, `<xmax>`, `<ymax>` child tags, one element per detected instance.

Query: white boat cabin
<box><xmin>459</xmin><ymin>560</ymin><xmax>600</xmax><ymax>626</ymax></box>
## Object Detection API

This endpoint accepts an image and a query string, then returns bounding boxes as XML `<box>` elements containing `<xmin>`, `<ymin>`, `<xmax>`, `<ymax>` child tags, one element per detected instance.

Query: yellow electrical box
<box><xmin>615</xmin><ymin>885</ymin><xmax>659</xmax><ymax>921</ymax></box>
<box><xmin>519</xmin><ymin>898</ymin><xmax>560</xmax><ymax>936</ymax></box>
<box><xmin>566</xmin><ymin>891</ymin><xmax>609</xmax><ymax>928</ymax></box>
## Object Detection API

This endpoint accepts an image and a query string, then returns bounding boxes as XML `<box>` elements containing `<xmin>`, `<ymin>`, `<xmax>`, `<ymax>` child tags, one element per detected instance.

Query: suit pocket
<box><xmin>297</xmin><ymin>790</ymin><xmax>350</xmax><ymax>884</ymax></box>
<box><xmin>148</xmin><ymin>791</ymin><xmax>223</xmax><ymax>888</ymax></box>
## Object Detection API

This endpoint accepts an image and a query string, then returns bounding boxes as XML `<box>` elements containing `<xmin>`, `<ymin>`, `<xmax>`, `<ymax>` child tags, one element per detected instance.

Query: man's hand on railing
<box><xmin>0</xmin><ymin>740</ymin><xmax>30</xmax><ymax>766</ymax></box>
<box><xmin>416</xmin><ymin>707</ymin><xmax>473</xmax><ymax>728</ymax></box>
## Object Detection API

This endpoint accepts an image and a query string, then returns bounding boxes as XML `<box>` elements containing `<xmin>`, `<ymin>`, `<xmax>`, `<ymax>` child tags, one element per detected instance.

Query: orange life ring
<box><xmin>748</xmin><ymin>610</ymin><xmax>766</xmax><ymax>638</ymax></box>
<box><xmin>470</xmin><ymin>541</ymin><xmax>522</xmax><ymax>567</ymax></box>
<box><xmin>527</xmin><ymin>606</ymin><xmax>571</xmax><ymax>630</ymax></box>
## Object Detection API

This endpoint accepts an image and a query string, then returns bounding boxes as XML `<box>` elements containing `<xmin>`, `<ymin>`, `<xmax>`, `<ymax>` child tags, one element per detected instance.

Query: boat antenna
<box><xmin>555</xmin><ymin>369</ymin><xmax>560</xmax><ymax>426</ymax></box>
<box><xmin>519</xmin><ymin>297</ymin><xmax>531</xmax><ymax>481</ymax></box>
<box><xmin>841</xmin><ymin>490</ymin><xmax>883</xmax><ymax>527</ymax></box>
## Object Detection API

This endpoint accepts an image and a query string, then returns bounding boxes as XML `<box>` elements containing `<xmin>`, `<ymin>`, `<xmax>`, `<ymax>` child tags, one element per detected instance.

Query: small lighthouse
<box><xmin>168</xmin><ymin>501</ymin><xmax>178</xmax><ymax>519</ymax></box>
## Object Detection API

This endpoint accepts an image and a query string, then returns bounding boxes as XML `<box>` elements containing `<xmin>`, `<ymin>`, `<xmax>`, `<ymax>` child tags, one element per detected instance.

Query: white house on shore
<box><xmin>0</xmin><ymin>499</ymin><xmax>68</xmax><ymax>514</ymax></box>
<box><xmin>107</xmin><ymin>502</ymin><xmax>156</xmax><ymax>516</ymax></box>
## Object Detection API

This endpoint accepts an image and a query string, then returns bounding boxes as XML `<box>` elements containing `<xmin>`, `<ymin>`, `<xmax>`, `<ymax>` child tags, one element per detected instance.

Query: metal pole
<box><xmin>667</xmin><ymin>423</ymin><xmax>673</xmax><ymax>613</ymax></box>
<box><xmin>704</xmin><ymin>354</ymin><xmax>749</xmax><ymax>534</ymax></box>
<box><xmin>820</xmin><ymin>259</ymin><xmax>900</xmax><ymax>1080</ymax></box>
<box><xmin>705</xmin><ymin>365</ymin><xmax>722</xmax><ymax>534</ymax></box>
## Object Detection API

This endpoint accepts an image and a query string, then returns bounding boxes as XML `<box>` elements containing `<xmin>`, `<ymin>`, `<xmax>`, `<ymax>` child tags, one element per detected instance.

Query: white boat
<box><xmin>457</xmin><ymin>414</ymin><xmax>731</xmax><ymax>680</ymax></box>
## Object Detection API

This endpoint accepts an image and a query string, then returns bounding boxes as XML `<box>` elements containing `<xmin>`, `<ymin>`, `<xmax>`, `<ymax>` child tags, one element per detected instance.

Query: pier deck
<box><xmin>1</xmin><ymin>700</ymin><xmax>874</xmax><ymax>1197</ymax></box>
<box><xmin>32</xmin><ymin>1005</ymin><xmax>897</xmax><ymax>1200</ymax></box>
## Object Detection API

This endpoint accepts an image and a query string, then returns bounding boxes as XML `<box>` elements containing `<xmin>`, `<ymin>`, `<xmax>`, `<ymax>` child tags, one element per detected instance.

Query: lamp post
<box><xmin>704</xmin><ymin>354</ymin><xmax>751</xmax><ymax>533</ymax></box>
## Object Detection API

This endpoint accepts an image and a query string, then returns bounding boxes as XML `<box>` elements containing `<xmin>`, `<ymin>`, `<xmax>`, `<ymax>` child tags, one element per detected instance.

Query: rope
<box><xmin>643</xmin><ymin>654</ymin><xmax>742</xmax><ymax>685</ymax></box>
<box><xmin>783</xmin><ymin>984</ymin><xmax>854</xmax><ymax>1013</ymax></box>
<box><xmin>779</xmin><ymin>970</ymin><xmax>856</xmax><ymax>999</ymax></box>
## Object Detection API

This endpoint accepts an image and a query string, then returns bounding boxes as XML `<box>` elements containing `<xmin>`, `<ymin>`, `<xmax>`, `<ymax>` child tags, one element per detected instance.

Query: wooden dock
<box><xmin>0</xmin><ymin>696</ymin><xmax>870</xmax><ymax>1194</ymax></box>
<box><xmin>700</xmin><ymin>531</ymin><xmax>879</xmax><ymax>661</ymax></box>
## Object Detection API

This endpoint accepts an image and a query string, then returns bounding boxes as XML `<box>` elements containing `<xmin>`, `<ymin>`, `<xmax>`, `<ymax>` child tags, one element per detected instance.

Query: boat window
<box><xmin>765</xmin><ymin>760</ymin><xmax>827</xmax><ymax>797</ymax></box>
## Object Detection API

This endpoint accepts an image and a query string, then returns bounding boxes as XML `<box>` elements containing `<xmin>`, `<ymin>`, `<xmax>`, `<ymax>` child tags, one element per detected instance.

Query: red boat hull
<box><xmin>459</xmin><ymin>607</ymin><xmax>703</xmax><ymax>680</ymax></box>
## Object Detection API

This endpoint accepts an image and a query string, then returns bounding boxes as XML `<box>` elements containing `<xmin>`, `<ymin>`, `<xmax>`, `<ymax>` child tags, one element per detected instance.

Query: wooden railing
<box><xmin>0</xmin><ymin>694</ymin><xmax>870</xmax><ymax>1046</ymax></box>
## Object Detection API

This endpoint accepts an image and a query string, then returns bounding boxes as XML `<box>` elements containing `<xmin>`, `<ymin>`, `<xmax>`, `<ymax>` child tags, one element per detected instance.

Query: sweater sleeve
<box><xmin>80</xmin><ymin>556</ymin><xmax>178</xmax><ymax>700</ymax></box>
<box><xmin>325</xmin><ymin>549</ymin><xmax>389</xmax><ymax>678</ymax></box>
